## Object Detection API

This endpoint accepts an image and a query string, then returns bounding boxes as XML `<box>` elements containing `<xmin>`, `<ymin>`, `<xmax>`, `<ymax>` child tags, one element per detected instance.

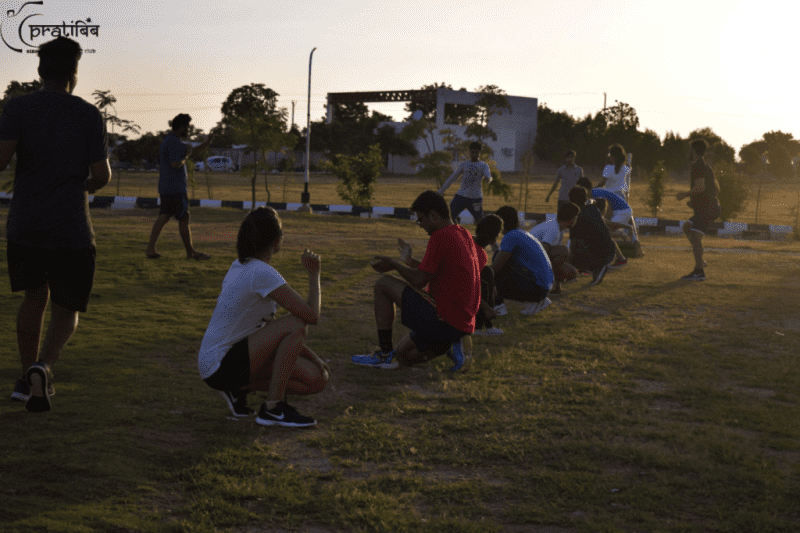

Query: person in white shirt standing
<box><xmin>438</xmin><ymin>141</ymin><xmax>492</xmax><ymax>224</ymax></box>
<box><xmin>598</xmin><ymin>144</ymin><xmax>631</xmax><ymax>201</ymax></box>
<box><xmin>529</xmin><ymin>202</ymin><xmax>580</xmax><ymax>295</ymax></box>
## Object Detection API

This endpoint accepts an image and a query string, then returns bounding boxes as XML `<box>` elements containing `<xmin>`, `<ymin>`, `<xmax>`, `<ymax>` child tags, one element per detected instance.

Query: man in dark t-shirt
<box><xmin>350</xmin><ymin>191</ymin><xmax>483</xmax><ymax>373</ymax></box>
<box><xmin>0</xmin><ymin>37</ymin><xmax>111</xmax><ymax>412</ymax></box>
<box><xmin>676</xmin><ymin>139</ymin><xmax>721</xmax><ymax>281</ymax></box>
<box><xmin>145</xmin><ymin>113</ymin><xmax>213</xmax><ymax>260</ymax></box>
<box><xmin>567</xmin><ymin>186</ymin><xmax>617</xmax><ymax>286</ymax></box>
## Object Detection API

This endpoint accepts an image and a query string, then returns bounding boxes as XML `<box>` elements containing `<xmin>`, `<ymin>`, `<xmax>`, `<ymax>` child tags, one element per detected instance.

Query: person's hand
<box><xmin>545</xmin><ymin>195</ymin><xmax>550</xmax><ymax>203</ymax></box>
<box><xmin>397</xmin><ymin>238</ymin><xmax>412</xmax><ymax>262</ymax></box>
<box><xmin>302</xmin><ymin>249</ymin><xmax>320</xmax><ymax>274</ymax></box>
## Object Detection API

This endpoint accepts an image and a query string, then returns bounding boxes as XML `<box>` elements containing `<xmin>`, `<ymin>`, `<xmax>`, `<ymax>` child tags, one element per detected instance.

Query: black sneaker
<box><xmin>256</xmin><ymin>401</ymin><xmax>316</xmax><ymax>428</ymax></box>
<box><xmin>681</xmin><ymin>269</ymin><xmax>705</xmax><ymax>281</ymax></box>
<box><xmin>11</xmin><ymin>377</ymin><xmax>30</xmax><ymax>402</ymax></box>
<box><xmin>590</xmin><ymin>264</ymin><xmax>609</xmax><ymax>286</ymax></box>
<box><xmin>219</xmin><ymin>390</ymin><xmax>254</xmax><ymax>418</ymax></box>
<box><xmin>25</xmin><ymin>362</ymin><xmax>52</xmax><ymax>413</ymax></box>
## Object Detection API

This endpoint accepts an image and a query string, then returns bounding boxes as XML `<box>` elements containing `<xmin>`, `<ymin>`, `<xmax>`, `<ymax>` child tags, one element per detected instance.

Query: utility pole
<box><xmin>291</xmin><ymin>100</ymin><xmax>296</xmax><ymax>129</ymax></box>
<box><xmin>298</xmin><ymin>47</ymin><xmax>316</xmax><ymax>213</ymax></box>
<box><xmin>603</xmin><ymin>92</ymin><xmax>607</xmax><ymax>110</ymax></box>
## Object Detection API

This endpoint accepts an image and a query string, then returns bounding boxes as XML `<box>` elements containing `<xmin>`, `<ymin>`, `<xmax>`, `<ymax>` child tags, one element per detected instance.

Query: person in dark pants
<box><xmin>438</xmin><ymin>142</ymin><xmax>493</xmax><ymax>224</ymax></box>
<box><xmin>0</xmin><ymin>37</ymin><xmax>111</xmax><ymax>412</ymax></box>
<box><xmin>473</xmin><ymin>214</ymin><xmax>503</xmax><ymax>335</ymax></box>
<box><xmin>145</xmin><ymin>113</ymin><xmax>213</xmax><ymax>260</ymax></box>
<box><xmin>567</xmin><ymin>186</ymin><xmax>617</xmax><ymax>286</ymax></box>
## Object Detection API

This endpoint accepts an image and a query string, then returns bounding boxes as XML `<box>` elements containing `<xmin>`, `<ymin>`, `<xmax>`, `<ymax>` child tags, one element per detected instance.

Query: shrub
<box><xmin>324</xmin><ymin>144</ymin><xmax>383</xmax><ymax>208</ymax></box>
<box><xmin>715</xmin><ymin>161</ymin><xmax>750</xmax><ymax>222</ymax></box>
<box><xmin>411</xmin><ymin>150</ymin><xmax>452</xmax><ymax>189</ymax></box>
<box><xmin>647</xmin><ymin>160</ymin><xmax>667</xmax><ymax>217</ymax></box>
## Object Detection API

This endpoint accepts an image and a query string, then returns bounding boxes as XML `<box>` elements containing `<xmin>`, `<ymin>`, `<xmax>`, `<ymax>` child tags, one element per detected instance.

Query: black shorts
<box><xmin>494</xmin><ymin>257</ymin><xmax>550</xmax><ymax>303</ymax></box>
<box><xmin>203</xmin><ymin>337</ymin><xmax>251</xmax><ymax>391</ymax></box>
<box><xmin>6</xmin><ymin>242</ymin><xmax>96</xmax><ymax>313</ymax></box>
<box><xmin>400</xmin><ymin>286</ymin><xmax>467</xmax><ymax>356</ymax></box>
<box><xmin>688</xmin><ymin>201</ymin><xmax>721</xmax><ymax>235</ymax></box>
<box><xmin>160</xmin><ymin>192</ymin><xmax>189</xmax><ymax>220</ymax></box>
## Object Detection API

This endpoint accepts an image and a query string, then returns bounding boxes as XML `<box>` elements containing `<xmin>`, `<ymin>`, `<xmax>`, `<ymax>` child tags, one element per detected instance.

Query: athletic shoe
<box><xmin>474</xmin><ymin>327</ymin><xmax>503</xmax><ymax>336</ymax></box>
<box><xmin>11</xmin><ymin>378</ymin><xmax>30</xmax><ymax>402</ymax></box>
<box><xmin>610</xmin><ymin>259</ymin><xmax>628</xmax><ymax>268</ymax></box>
<box><xmin>351</xmin><ymin>350</ymin><xmax>399</xmax><ymax>369</ymax></box>
<box><xmin>493</xmin><ymin>303</ymin><xmax>508</xmax><ymax>316</ymax></box>
<box><xmin>522</xmin><ymin>297</ymin><xmax>552</xmax><ymax>316</ymax></box>
<box><xmin>219</xmin><ymin>390</ymin><xmax>254</xmax><ymax>419</ymax></box>
<box><xmin>681</xmin><ymin>270</ymin><xmax>706</xmax><ymax>281</ymax></box>
<box><xmin>256</xmin><ymin>401</ymin><xmax>316</xmax><ymax>428</ymax></box>
<box><xmin>446</xmin><ymin>340</ymin><xmax>472</xmax><ymax>373</ymax></box>
<box><xmin>25</xmin><ymin>362</ymin><xmax>52</xmax><ymax>413</ymax></box>
<box><xmin>590</xmin><ymin>264</ymin><xmax>609</xmax><ymax>286</ymax></box>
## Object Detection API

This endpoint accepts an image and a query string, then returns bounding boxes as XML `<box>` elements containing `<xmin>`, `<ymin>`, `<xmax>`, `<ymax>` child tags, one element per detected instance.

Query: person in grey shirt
<box><xmin>0</xmin><ymin>37</ymin><xmax>110</xmax><ymax>412</ymax></box>
<box><xmin>545</xmin><ymin>150</ymin><xmax>584</xmax><ymax>210</ymax></box>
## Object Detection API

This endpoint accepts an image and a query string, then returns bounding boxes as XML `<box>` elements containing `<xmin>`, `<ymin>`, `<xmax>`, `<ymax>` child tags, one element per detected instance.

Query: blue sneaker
<box><xmin>446</xmin><ymin>340</ymin><xmax>472</xmax><ymax>373</ymax></box>
<box><xmin>351</xmin><ymin>350</ymin><xmax>399</xmax><ymax>369</ymax></box>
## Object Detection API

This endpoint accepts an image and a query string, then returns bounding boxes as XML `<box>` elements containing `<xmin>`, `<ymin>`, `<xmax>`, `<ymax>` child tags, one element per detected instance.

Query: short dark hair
<box><xmin>565</xmin><ymin>149</ymin><xmax>576</xmax><ymax>158</ymax></box>
<box><xmin>475</xmin><ymin>214</ymin><xmax>502</xmax><ymax>247</ymax></box>
<box><xmin>495</xmin><ymin>206</ymin><xmax>519</xmax><ymax>234</ymax></box>
<box><xmin>690</xmin><ymin>139</ymin><xmax>708</xmax><ymax>157</ymax></box>
<box><xmin>568</xmin><ymin>186</ymin><xmax>588</xmax><ymax>206</ymax></box>
<box><xmin>237</xmin><ymin>206</ymin><xmax>283</xmax><ymax>262</ymax></box>
<box><xmin>469</xmin><ymin>141</ymin><xmax>482</xmax><ymax>151</ymax></box>
<box><xmin>411</xmin><ymin>190</ymin><xmax>450</xmax><ymax>220</ymax></box>
<box><xmin>37</xmin><ymin>37</ymin><xmax>82</xmax><ymax>82</ymax></box>
<box><xmin>575</xmin><ymin>177</ymin><xmax>593</xmax><ymax>191</ymax></box>
<box><xmin>556</xmin><ymin>202</ymin><xmax>580</xmax><ymax>222</ymax></box>
<box><xmin>170</xmin><ymin>113</ymin><xmax>192</xmax><ymax>132</ymax></box>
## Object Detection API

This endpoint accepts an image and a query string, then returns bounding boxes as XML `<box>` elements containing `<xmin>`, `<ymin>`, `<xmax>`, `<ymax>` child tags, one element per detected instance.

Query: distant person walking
<box><xmin>0</xmin><ymin>37</ymin><xmax>111</xmax><ymax>412</ymax></box>
<box><xmin>598</xmin><ymin>144</ymin><xmax>631</xmax><ymax>201</ymax></box>
<box><xmin>676</xmin><ymin>139</ymin><xmax>720</xmax><ymax>281</ymax></box>
<box><xmin>438</xmin><ymin>141</ymin><xmax>493</xmax><ymax>224</ymax></box>
<box><xmin>545</xmin><ymin>150</ymin><xmax>584</xmax><ymax>209</ymax></box>
<box><xmin>145</xmin><ymin>113</ymin><xmax>213</xmax><ymax>260</ymax></box>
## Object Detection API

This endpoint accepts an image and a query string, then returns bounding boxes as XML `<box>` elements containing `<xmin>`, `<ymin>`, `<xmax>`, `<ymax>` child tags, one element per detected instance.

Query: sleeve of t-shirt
<box><xmin>167</xmin><ymin>137</ymin><xmax>186</xmax><ymax>165</ymax></box>
<box><xmin>418</xmin><ymin>231</ymin><xmax>445</xmax><ymax>274</ymax></box>
<box><xmin>532</xmin><ymin>223</ymin><xmax>559</xmax><ymax>247</ymax></box>
<box><xmin>499</xmin><ymin>231</ymin><xmax>520</xmax><ymax>254</ymax></box>
<box><xmin>251</xmin><ymin>263</ymin><xmax>288</xmax><ymax>298</ymax></box>
<box><xmin>482</xmin><ymin>162</ymin><xmax>492</xmax><ymax>180</ymax></box>
<box><xmin>89</xmin><ymin>108</ymin><xmax>108</xmax><ymax>164</ymax></box>
<box><xmin>602</xmin><ymin>165</ymin><xmax>612</xmax><ymax>178</ymax></box>
<box><xmin>0</xmin><ymin>101</ymin><xmax>19</xmax><ymax>140</ymax></box>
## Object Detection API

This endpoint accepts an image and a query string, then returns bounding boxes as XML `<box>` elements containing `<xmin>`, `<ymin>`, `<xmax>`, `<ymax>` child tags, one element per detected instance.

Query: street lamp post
<box><xmin>298</xmin><ymin>47</ymin><xmax>316</xmax><ymax>213</ymax></box>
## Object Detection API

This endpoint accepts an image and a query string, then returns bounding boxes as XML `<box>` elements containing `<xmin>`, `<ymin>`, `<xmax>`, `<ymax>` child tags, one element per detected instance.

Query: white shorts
<box><xmin>611</xmin><ymin>208</ymin><xmax>632</xmax><ymax>225</ymax></box>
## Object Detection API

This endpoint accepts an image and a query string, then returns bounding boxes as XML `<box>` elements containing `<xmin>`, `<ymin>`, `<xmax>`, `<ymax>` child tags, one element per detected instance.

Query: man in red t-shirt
<box><xmin>351</xmin><ymin>191</ymin><xmax>483</xmax><ymax>372</ymax></box>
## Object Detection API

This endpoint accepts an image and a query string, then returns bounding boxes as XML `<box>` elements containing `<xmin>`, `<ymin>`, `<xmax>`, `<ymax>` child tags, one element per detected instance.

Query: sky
<box><xmin>1</xmin><ymin>0</ymin><xmax>798</xmax><ymax>159</ymax></box>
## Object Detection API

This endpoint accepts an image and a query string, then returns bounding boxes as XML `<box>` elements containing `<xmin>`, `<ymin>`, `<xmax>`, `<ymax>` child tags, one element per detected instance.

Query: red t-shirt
<box><xmin>418</xmin><ymin>224</ymin><xmax>483</xmax><ymax>333</ymax></box>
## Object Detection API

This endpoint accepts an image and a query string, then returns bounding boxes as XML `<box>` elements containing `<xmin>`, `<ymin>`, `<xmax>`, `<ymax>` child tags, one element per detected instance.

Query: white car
<box><xmin>195</xmin><ymin>156</ymin><xmax>235</xmax><ymax>172</ymax></box>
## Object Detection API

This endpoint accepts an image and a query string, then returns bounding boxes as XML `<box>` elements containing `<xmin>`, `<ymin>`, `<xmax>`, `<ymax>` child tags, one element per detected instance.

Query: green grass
<box><xmin>1</xmin><ymin>206</ymin><xmax>799</xmax><ymax>532</ymax></box>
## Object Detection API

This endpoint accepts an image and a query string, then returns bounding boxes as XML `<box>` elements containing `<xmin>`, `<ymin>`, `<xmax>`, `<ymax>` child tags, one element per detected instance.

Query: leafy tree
<box><xmin>741</xmin><ymin>131</ymin><xmax>800</xmax><ymax>179</ymax></box>
<box><xmin>374</xmin><ymin>124</ymin><xmax>417</xmax><ymax>168</ymax></box>
<box><xmin>464</xmin><ymin>85</ymin><xmax>511</xmax><ymax>144</ymax></box>
<box><xmin>411</xmin><ymin>151</ymin><xmax>453</xmax><ymax>189</ymax></box>
<box><xmin>0</xmin><ymin>80</ymin><xmax>42</xmax><ymax>114</ymax></box>
<box><xmin>688</xmin><ymin>128</ymin><xmax>735</xmax><ymax>166</ymax></box>
<box><xmin>738</xmin><ymin>141</ymin><xmax>766</xmax><ymax>175</ymax></box>
<box><xmin>660</xmin><ymin>131</ymin><xmax>688</xmax><ymax>174</ymax></box>
<box><xmin>630</xmin><ymin>128</ymin><xmax>662</xmax><ymax>177</ymax></box>
<box><xmin>220</xmin><ymin>84</ymin><xmax>291</xmax><ymax>205</ymax></box>
<box><xmin>533</xmin><ymin>104</ymin><xmax>578</xmax><ymax>163</ymax></box>
<box><xmin>647</xmin><ymin>160</ymin><xmax>667</xmax><ymax>217</ymax></box>
<box><xmin>93</xmin><ymin>90</ymin><xmax>141</xmax><ymax>195</ymax></box>
<box><xmin>324</xmin><ymin>144</ymin><xmax>383</xmax><ymax>208</ymax></box>
<box><xmin>603</xmin><ymin>100</ymin><xmax>640</xmax><ymax>131</ymax></box>
<box><xmin>116</xmin><ymin>131</ymin><xmax>168</xmax><ymax>168</ymax></box>
<box><xmin>715</xmin><ymin>161</ymin><xmax>751</xmax><ymax>222</ymax></box>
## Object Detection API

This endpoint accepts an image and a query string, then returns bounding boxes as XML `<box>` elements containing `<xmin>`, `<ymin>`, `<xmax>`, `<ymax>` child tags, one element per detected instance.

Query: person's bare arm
<box><xmin>438</xmin><ymin>166</ymin><xmax>461</xmax><ymax>195</ymax></box>
<box><xmin>491</xmin><ymin>250</ymin><xmax>513</xmax><ymax>273</ymax></box>
<box><xmin>397</xmin><ymin>238</ymin><xmax>421</xmax><ymax>268</ymax></box>
<box><xmin>86</xmin><ymin>158</ymin><xmax>111</xmax><ymax>193</ymax></box>
<box><xmin>0</xmin><ymin>140</ymin><xmax>17</xmax><ymax>171</ymax></box>
<box><xmin>545</xmin><ymin>175</ymin><xmax>560</xmax><ymax>202</ymax></box>
<box><xmin>269</xmin><ymin>250</ymin><xmax>322</xmax><ymax>325</ymax></box>
<box><xmin>373</xmin><ymin>255</ymin><xmax>431</xmax><ymax>289</ymax></box>
<box><xmin>676</xmin><ymin>179</ymin><xmax>705</xmax><ymax>200</ymax></box>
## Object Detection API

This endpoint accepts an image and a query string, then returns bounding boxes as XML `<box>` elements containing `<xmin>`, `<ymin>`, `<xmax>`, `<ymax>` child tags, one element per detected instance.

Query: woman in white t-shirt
<box><xmin>598</xmin><ymin>144</ymin><xmax>631</xmax><ymax>200</ymax></box>
<box><xmin>198</xmin><ymin>207</ymin><xmax>329</xmax><ymax>428</ymax></box>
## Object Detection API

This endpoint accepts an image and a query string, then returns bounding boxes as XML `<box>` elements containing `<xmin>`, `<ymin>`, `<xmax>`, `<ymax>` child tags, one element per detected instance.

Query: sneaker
<box><xmin>351</xmin><ymin>350</ymin><xmax>399</xmax><ymax>369</ymax></box>
<box><xmin>25</xmin><ymin>362</ymin><xmax>52</xmax><ymax>413</ymax></box>
<box><xmin>219</xmin><ymin>390</ymin><xmax>254</xmax><ymax>419</ymax></box>
<box><xmin>493</xmin><ymin>303</ymin><xmax>508</xmax><ymax>316</ymax></box>
<box><xmin>256</xmin><ymin>401</ymin><xmax>316</xmax><ymax>428</ymax></box>
<box><xmin>446</xmin><ymin>339</ymin><xmax>473</xmax><ymax>373</ymax></box>
<box><xmin>522</xmin><ymin>297</ymin><xmax>552</xmax><ymax>316</ymax></box>
<box><xmin>681</xmin><ymin>270</ymin><xmax>705</xmax><ymax>281</ymax></box>
<box><xmin>11</xmin><ymin>378</ymin><xmax>30</xmax><ymax>402</ymax></box>
<box><xmin>474</xmin><ymin>327</ymin><xmax>503</xmax><ymax>336</ymax></box>
<box><xmin>590</xmin><ymin>264</ymin><xmax>609</xmax><ymax>286</ymax></box>
<box><xmin>610</xmin><ymin>258</ymin><xmax>628</xmax><ymax>268</ymax></box>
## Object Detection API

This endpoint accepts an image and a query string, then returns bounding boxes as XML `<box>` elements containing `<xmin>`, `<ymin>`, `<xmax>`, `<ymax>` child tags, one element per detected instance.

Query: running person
<box><xmin>438</xmin><ymin>141</ymin><xmax>492</xmax><ymax>224</ymax></box>
<box><xmin>351</xmin><ymin>191</ymin><xmax>483</xmax><ymax>372</ymax></box>
<box><xmin>0</xmin><ymin>37</ymin><xmax>111</xmax><ymax>412</ymax></box>
<box><xmin>676</xmin><ymin>139</ymin><xmax>720</xmax><ymax>281</ymax></box>
<box><xmin>198</xmin><ymin>207</ymin><xmax>329</xmax><ymax>428</ymax></box>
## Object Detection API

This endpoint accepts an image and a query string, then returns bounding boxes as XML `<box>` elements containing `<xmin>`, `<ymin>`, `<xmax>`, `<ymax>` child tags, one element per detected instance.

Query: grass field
<box><xmin>1</xmin><ymin>206</ymin><xmax>800</xmax><ymax>532</ymax></box>
<box><xmin>4</xmin><ymin>168</ymin><xmax>798</xmax><ymax>228</ymax></box>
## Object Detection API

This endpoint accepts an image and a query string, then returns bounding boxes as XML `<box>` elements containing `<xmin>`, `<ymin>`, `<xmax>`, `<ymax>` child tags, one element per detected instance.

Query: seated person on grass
<box><xmin>529</xmin><ymin>202</ymin><xmax>580</xmax><ymax>295</ymax></box>
<box><xmin>567</xmin><ymin>186</ymin><xmax>617</xmax><ymax>286</ymax></box>
<box><xmin>198</xmin><ymin>207</ymin><xmax>329</xmax><ymax>429</ymax></box>
<box><xmin>351</xmin><ymin>191</ymin><xmax>483</xmax><ymax>373</ymax></box>
<box><xmin>492</xmin><ymin>206</ymin><xmax>554</xmax><ymax>316</ymax></box>
<box><xmin>576</xmin><ymin>176</ymin><xmax>643</xmax><ymax>260</ymax></box>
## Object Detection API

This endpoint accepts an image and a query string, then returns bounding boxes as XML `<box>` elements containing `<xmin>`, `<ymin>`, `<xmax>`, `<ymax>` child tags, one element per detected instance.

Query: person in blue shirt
<box><xmin>577</xmin><ymin>177</ymin><xmax>643</xmax><ymax>262</ymax></box>
<box><xmin>145</xmin><ymin>113</ymin><xmax>214</xmax><ymax>260</ymax></box>
<box><xmin>492</xmin><ymin>206</ymin><xmax>554</xmax><ymax>316</ymax></box>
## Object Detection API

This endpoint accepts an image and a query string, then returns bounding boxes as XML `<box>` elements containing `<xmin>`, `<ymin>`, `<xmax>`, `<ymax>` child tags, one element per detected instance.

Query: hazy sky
<box><xmin>1</xmin><ymin>0</ymin><xmax>797</xmax><ymax>159</ymax></box>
